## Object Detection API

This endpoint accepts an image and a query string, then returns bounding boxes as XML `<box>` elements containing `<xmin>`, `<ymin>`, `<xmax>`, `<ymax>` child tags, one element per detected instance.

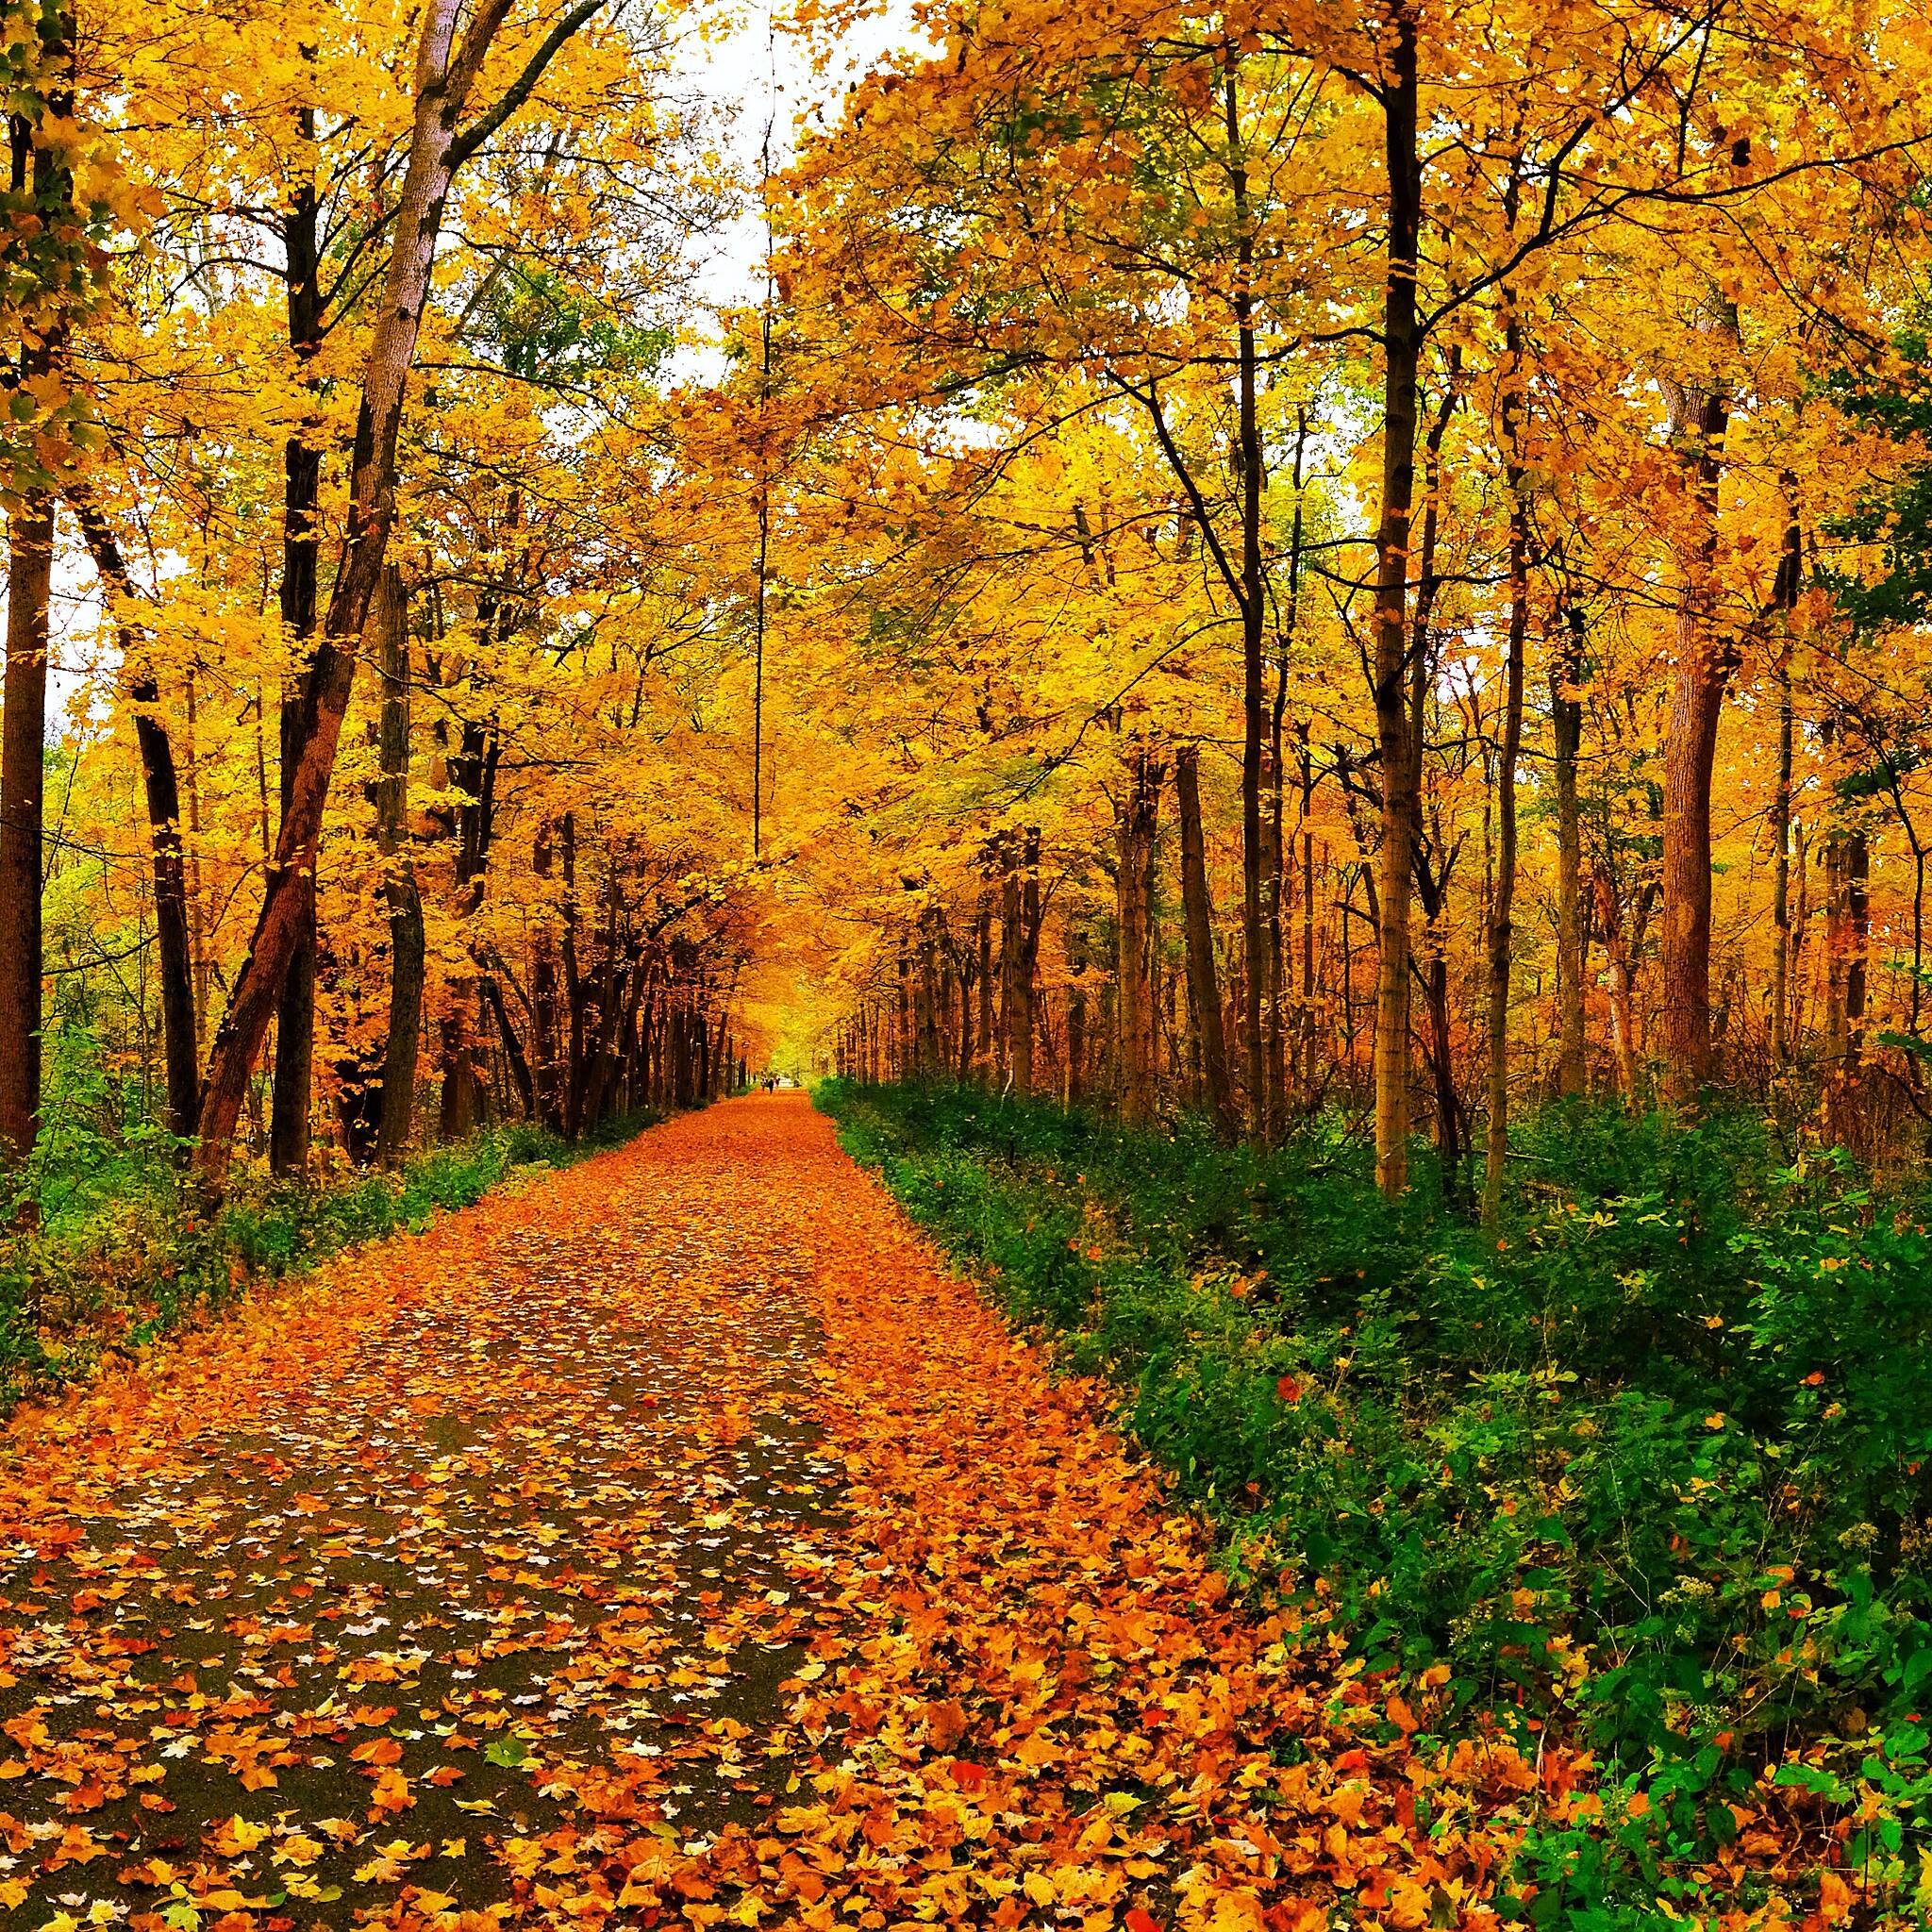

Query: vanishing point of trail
<box><xmin>2</xmin><ymin>1100</ymin><xmax>1491</xmax><ymax>1932</ymax></box>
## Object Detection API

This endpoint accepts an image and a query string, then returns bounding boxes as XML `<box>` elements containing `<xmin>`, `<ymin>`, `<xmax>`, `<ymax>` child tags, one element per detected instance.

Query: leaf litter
<box><xmin>1</xmin><ymin>1097</ymin><xmax>1521</xmax><ymax>1932</ymax></box>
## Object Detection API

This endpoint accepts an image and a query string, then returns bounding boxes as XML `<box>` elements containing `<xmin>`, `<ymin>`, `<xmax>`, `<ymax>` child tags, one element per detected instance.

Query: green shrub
<box><xmin>0</xmin><ymin>1110</ymin><xmax>656</xmax><ymax>1408</ymax></box>
<box><xmin>818</xmin><ymin>1078</ymin><xmax>1932</xmax><ymax>1924</ymax></box>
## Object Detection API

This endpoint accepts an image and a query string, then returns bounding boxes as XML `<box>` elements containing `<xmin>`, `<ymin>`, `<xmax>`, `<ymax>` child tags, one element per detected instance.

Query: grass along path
<box><xmin>2</xmin><ymin>1096</ymin><xmax>1512</xmax><ymax>1932</ymax></box>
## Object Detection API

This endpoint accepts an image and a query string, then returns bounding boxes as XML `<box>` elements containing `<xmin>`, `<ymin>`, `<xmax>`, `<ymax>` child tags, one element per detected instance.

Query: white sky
<box><xmin>676</xmin><ymin>0</ymin><xmax>923</xmax><ymax>309</ymax></box>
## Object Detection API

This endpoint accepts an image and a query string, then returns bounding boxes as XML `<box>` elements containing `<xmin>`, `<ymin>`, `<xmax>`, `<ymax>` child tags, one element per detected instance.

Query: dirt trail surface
<box><xmin>1</xmin><ymin>1097</ymin><xmax>1504</xmax><ymax>1932</ymax></box>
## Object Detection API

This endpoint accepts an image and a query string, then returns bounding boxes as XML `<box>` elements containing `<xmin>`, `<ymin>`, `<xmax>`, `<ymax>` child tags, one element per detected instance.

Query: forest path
<box><xmin>0</xmin><ymin>1097</ymin><xmax>1476</xmax><ymax>1932</ymax></box>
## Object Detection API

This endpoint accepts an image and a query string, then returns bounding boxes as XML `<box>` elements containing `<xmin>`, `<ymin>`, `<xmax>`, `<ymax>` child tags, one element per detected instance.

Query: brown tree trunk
<box><xmin>559</xmin><ymin>814</ymin><xmax>586</xmax><ymax>1136</ymax></box>
<box><xmin>1658</xmin><ymin>379</ymin><xmax>1731</xmax><ymax>1102</ymax></box>
<box><xmin>531</xmin><ymin>822</ymin><xmax>565</xmax><ymax>1128</ymax></box>
<box><xmin>955</xmin><ymin>937</ymin><xmax>975</xmax><ymax>1082</ymax></box>
<box><xmin>1224</xmin><ymin>70</ymin><xmax>1269</xmax><ymax>1130</ymax></box>
<box><xmin>1424</xmin><ymin>943</ymin><xmax>1464</xmax><ymax>1186</ymax></box>
<box><xmin>1001</xmin><ymin>829</ymin><xmax>1041</xmax><ymax>1093</ymax></box>
<box><xmin>0</xmin><ymin>16</ymin><xmax>73</xmax><ymax>1184</ymax></box>
<box><xmin>68</xmin><ymin>494</ymin><xmax>201</xmax><ymax>1143</ymax></box>
<box><xmin>1769</xmin><ymin>508</ymin><xmax>1801</xmax><ymax>1069</ymax></box>
<box><xmin>1371</xmin><ymin>8</ymin><xmax>1422</xmax><ymax>1197</ymax></box>
<box><xmin>1175</xmin><ymin>746</ymin><xmax>1238</xmax><ymax>1140</ymax></box>
<box><xmin>192</xmin><ymin>0</ymin><xmax>604</xmax><ymax>1191</ymax></box>
<box><xmin>1117</xmin><ymin>750</ymin><xmax>1161</xmax><ymax>1125</ymax></box>
<box><xmin>897</xmin><ymin>945</ymin><xmax>912</xmax><ymax>1079</ymax></box>
<box><xmin>917</xmin><ymin>908</ymin><xmax>942</xmax><ymax>1078</ymax></box>
<box><xmin>975</xmin><ymin>894</ymin><xmax>994</xmax><ymax>1082</ymax></box>
<box><xmin>271</xmin><ymin>125</ymin><xmax>325</xmax><ymax>1176</ymax></box>
<box><xmin>438</xmin><ymin>1008</ymin><xmax>476</xmax><ymax>1141</ymax></box>
<box><xmin>1771</xmin><ymin>670</ymin><xmax>1794</xmax><ymax>1070</ymax></box>
<box><xmin>1824</xmin><ymin>824</ymin><xmax>1870</xmax><ymax>1075</ymax></box>
<box><xmin>482</xmin><ymin>969</ymin><xmax>536</xmax><ymax>1120</ymax></box>
<box><xmin>0</xmin><ymin>496</ymin><xmax>51</xmax><ymax>1180</ymax></box>
<box><xmin>1298</xmin><ymin>724</ymin><xmax>1318</xmax><ymax>1101</ymax></box>
<box><xmin>1596</xmin><ymin>872</ymin><xmax>1644</xmax><ymax>1108</ymax></box>
<box><xmin>1066</xmin><ymin>928</ymin><xmax>1088</xmax><ymax>1107</ymax></box>
<box><xmin>374</xmin><ymin>567</ymin><xmax>424</xmax><ymax>1165</ymax></box>
<box><xmin>1551</xmin><ymin>598</ymin><xmax>1587</xmax><ymax>1096</ymax></box>
<box><xmin>1483</xmin><ymin>332</ymin><xmax>1530</xmax><ymax>1224</ymax></box>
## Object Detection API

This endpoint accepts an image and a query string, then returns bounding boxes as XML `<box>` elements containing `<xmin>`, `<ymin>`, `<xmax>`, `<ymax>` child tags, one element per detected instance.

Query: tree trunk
<box><xmin>0</xmin><ymin>15</ymin><xmax>73</xmax><ymax>1184</ymax></box>
<box><xmin>1482</xmin><ymin>331</ymin><xmax>1530</xmax><ymax>1225</ymax></box>
<box><xmin>0</xmin><ymin>495</ymin><xmax>52</xmax><ymax>1179</ymax></box>
<box><xmin>975</xmin><ymin>894</ymin><xmax>994</xmax><ymax>1082</ymax></box>
<box><xmin>1424</xmin><ymin>943</ymin><xmax>1464</xmax><ymax>1191</ymax></box>
<box><xmin>1175</xmin><ymin>746</ymin><xmax>1238</xmax><ymax>1140</ymax></box>
<box><xmin>1770</xmin><ymin>660</ymin><xmax>1794</xmax><ymax>1069</ymax></box>
<box><xmin>1657</xmin><ymin>379</ymin><xmax>1730</xmax><ymax>1102</ymax></box>
<box><xmin>1224</xmin><ymin>70</ymin><xmax>1269</xmax><ymax>1132</ymax></box>
<box><xmin>1298</xmin><ymin>724</ymin><xmax>1318</xmax><ymax>1102</ymax></box>
<box><xmin>1596</xmin><ymin>873</ymin><xmax>1643</xmax><ymax>1108</ymax></box>
<box><xmin>531</xmin><ymin>822</ymin><xmax>565</xmax><ymax>1127</ymax></box>
<box><xmin>1769</xmin><ymin>508</ymin><xmax>1801</xmax><ymax>1069</ymax></box>
<box><xmin>1066</xmin><ymin>928</ymin><xmax>1088</xmax><ymax>1107</ymax></box>
<box><xmin>68</xmin><ymin>494</ymin><xmax>201</xmax><ymax>1143</ymax></box>
<box><xmin>1551</xmin><ymin>597</ymin><xmax>1587</xmax><ymax>1096</ymax></box>
<box><xmin>192</xmin><ymin>0</ymin><xmax>603</xmax><ymax>1191</ymax></box>
<box><xmin>897</xmin><ymin>945</ymin><xmax>912</xmax><ymax>1079</ymax></box>
<box><xmin>374</xmin><ymin>567</ymin><xmax>424</xmax><ymax>1166</ymax></box>
<box><xmin>559</xmin><ymin>814</ymin><xmax>586</xmax><ymax>1136</ymax></box>
<box><xmin>955</xmin><ymin>940</ymin><xmax>975</xmax><ymax>1082</ymax></box>
<box><xmin>482</xmin><ymin>968</ymin><xmax>536</xmax><ymax>1120</ymax></box>
<box><xmin>1117</xmin><ymin>750</ymin><xmax>1161</xmax><ymax>1125</ymax></box>
<box><xmin>438</xmin><ymin>1008</ymin><xmax>476</xmax><ymax>1141</ymax></box>
<box><xmin>270</xmin><ymin>127</ymin><xmax>325</xmax><ymax>1176</ymax></box>
<box><xmin>1824</xmin><ymin>825</ymin><xmax>1870</xmax><ymax>1071</ymax></box>
<box><xmin>918</xmin><ymin>908</ymin><xmax>942</xmax><ymax>1078</ymax></box>
<box><xmin>1002</xmin><ymin>829</ymin><xmax>1041</xmax><ymax>1093</ymax></box>
<box><xmin>1371</xmin><ymin>8</ymin><xmax>1422</xmax><ymax>1197</ymax></box>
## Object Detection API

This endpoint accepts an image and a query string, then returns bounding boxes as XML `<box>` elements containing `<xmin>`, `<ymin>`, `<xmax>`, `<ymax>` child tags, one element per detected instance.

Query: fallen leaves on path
<box><xmin>0</xmin><ymin>1099</ymin><xmax>1525</xmax><ymax>1932</ymax></box>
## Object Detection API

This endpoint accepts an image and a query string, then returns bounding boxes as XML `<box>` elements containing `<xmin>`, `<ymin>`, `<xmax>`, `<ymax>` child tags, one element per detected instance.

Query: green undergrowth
<box><xmin>0</xmin><ymin>1104</ymin><xmax>657</xmax><ymax>1410</ymax></box>
<box><xmin>817</xmin><ymin>1077</ymin><xmax>1932</xmax><ymax>1928</ymax></box>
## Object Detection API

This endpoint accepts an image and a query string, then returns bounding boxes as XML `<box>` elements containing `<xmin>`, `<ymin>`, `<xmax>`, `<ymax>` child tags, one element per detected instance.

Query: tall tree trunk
<box><xmin>1264</xmin><ymin>422</ymin><xmax>1306</xmax><ymax>1137</ymax></box>
<box><xmin>1657</xmin><ymin>378</ymin><xmax>1731</xmax><ymax>1102</ymax></box>
<box><xmin>1225</xmin><ymin>69</ymin><xmax>1268</xmax><ymax>1132</ymax></box>
<box><xmin>68</xmin><ymin>493</ymin><xmax>200</xmax><ymax>1142</ymax></box>
<box><xmin>955</xmin><ymin>941</ymin><xmax>975</xmax><ymax>1083</ymax></box>
<box><xmin>1596</xmin><ymin>873</ymin><xmax>1643</xmax><ymax>1108</ymax></box>
<box><xmin>1371</xmin><ymin>8</ymin><xmax>1423</xmax><ymax>1197</ymax></box>
<box><xmin>374</xmin><ymin>567</ymin><xmax>424</xmax><ymax>1165</ymax></box>
<box><xmin>1298</xmin><ymin>723</ymin><xmax>1318</xmax><ymax>1102</ymax></box>
<box><xmin>1066</xmin><ymin>928</ymin><xmax>1088</xmax><ymax>1107</ymax></box>
<box><xmin>531</xmin><ymin>822</ymin><xmax>565</xmax><ymax>1127</ymax></box>
<box><xmin>1117</xmin><ymin>750</ymin><xmax>1161</xmax><ymax>1125</ymax></box>
<box><xmin>192</xmin><ymin>0</ymin><xmax>605</xmax><ymax>1191</ymax></box>
<box><xmin>0</xmin><ymin>9</ymin><xmax>74</xmax><ymax>1185</ymax></box>
<box><xmin>559</xmin><ymin>813</ymin><xmax>586</xmax><ymax>1136</ymax></box>
<box><xmin>482</xmin><ymin>969</ymin><xmax>536</xmax><ymax>1119</ymax></box>
<box><xmin>897</xmin><ymin>945</ymin><xmax>912</xmax><ymax>1079</ymax></box>
<box><xmin>1002</xmin><ymin>830</ymin><xmax>1041</xmax><ymax>1093</ymax></box>
<box><xmin>1770</xmin><ymin>664</ymin><xmax>1795</xmax><ymax>1071</ymax></box>
<box><xmin>1175</xmin><ymin>746</ymin><xmax>1238</xmax><ymax>1140</ymax></box>
<box><xmin>918</xmin><ymin>908</ymin><xmax>942</xmax><ymax>1078</ymax></box>
<box><xmin>0</xmin><ymin>494</ymin><xmax>51</xmax><ymax>1180</ymax></box>
<box><xmin>1824</xmin><ymin>825</ymin><xmax>1870</xmax><ymax>1071</ymax></box>
<box><xmin>438</xmin><ymin>1008</ymin><xmax>476</xmax><ymax>1140</ymax></box>
<box><xmin>1424</xmin><ymin>942</ymin><xmax>1464</xmax><ymax>1191</ymax></box>
<box><xmin>271</xmin><ymin>120</ymin><xmax>324</xmax><ymax>1175</ymax></box>
<box><xmin>1551</xmin><ymin>597</ymin><xmax>1587</xmax><ymax>1096</ymax></box>
<box><xmin>1769</xmin><ymin>507</ymin><xmax>1801</xmax><ymax>1069</ymax></box>
<box><xmin>1482</xmin><ymin>326</ymin><xmax>1531</xmax><ymax>1225</ymax></box>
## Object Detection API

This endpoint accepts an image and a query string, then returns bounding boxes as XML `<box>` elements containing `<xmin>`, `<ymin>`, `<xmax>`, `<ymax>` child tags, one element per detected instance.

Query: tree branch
<box><xmin>450</xmin><ymin>0</ymin><xmax>608</xmax><ymax>168</ymax></box>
